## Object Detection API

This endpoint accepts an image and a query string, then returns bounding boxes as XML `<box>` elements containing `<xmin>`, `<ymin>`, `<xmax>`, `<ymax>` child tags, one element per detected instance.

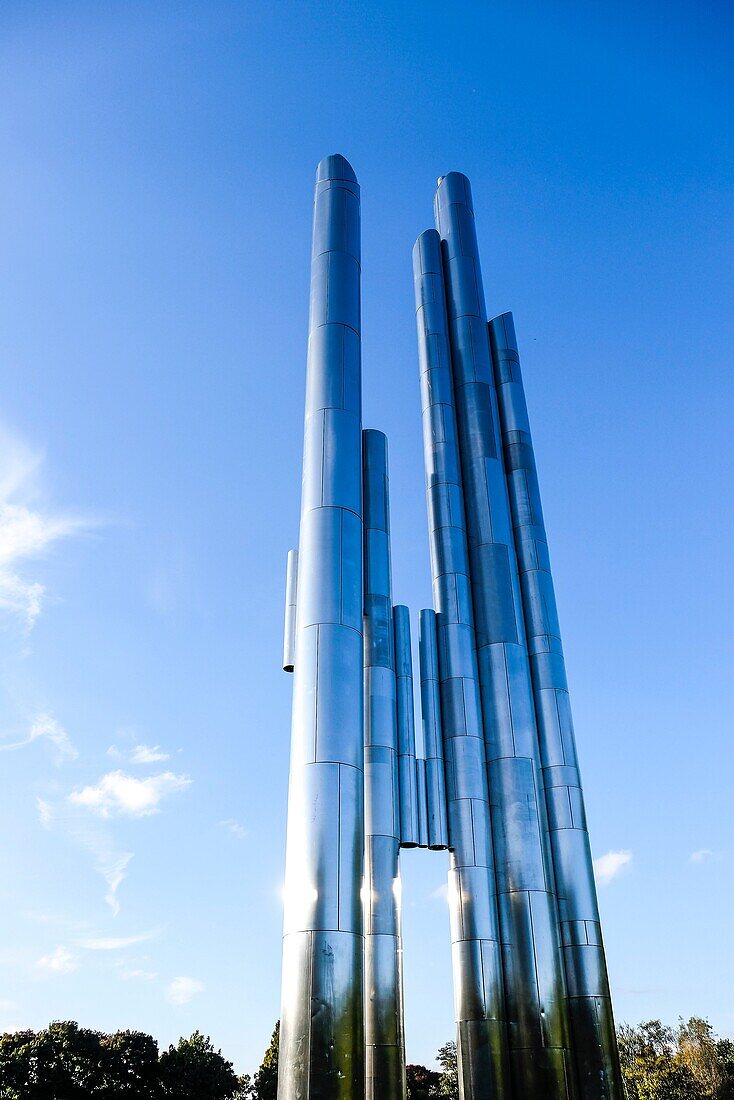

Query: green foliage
<box><xmin>406</xmin><ymin>1061</ymin><xmax>441</xmax><ymax>1099</ymax></box>
<box><xmin>250</xmin><ymin>1021</ymin><xmax>279</xmax><ymax>1100</ymax></box>
<box><xmin>158</xmin><ymin>1031</ymin><xmax>238</xmax><ymax>1099</ymax></box>
<box><xmin>618</xmin><ymin>1018</ymin><xmax>734</xmax><ymax>1100</ymax></box>
<box><xmin>715</xmin><ymin>1040</ymin><xmax>734</xmax><ymax>1100</ymax></box>
<box><xmin>0</xmin><ymin>1023</ymin><xmax>241</xmax><ymax>1100</ymax></box>
<box><xmin>0</xmin><ymin>1021</ymin><xmax>161</xmax><ymax>1099</ymax></box>
<box><xmin>4</xmin><ymin>1014</ymin><xmax>733</xmax><ymax>1100</ymax></box>
<box><xmin>436</xmin><ymin>1040</ymin><xmax>459</xmax><ymax>1100</ymax></box>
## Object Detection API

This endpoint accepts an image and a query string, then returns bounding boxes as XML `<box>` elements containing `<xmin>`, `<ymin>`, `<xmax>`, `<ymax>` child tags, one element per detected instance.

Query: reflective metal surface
<box><xmin>415</xmin><ymin>757</ymin><xmax>429</xmax><ymax>848</ymax></box>
<box><xmin>279</xmin><ymin>154</ymin><xmax>365</xmax><ymax>1100</ymax></box>
<box><xmin>362</xmin><ymin>428</ymin><xmax>406</xmax><ymax>1100</ymax></box>
<box><xmin>434</xmin><ymin>174</ymin><xmax>575</xmax><ymax>1099</ymax></box>
<box><xmin>394</xmin><ymin>604</ymin><xmax>419</xmax><ymax>848</ymax></box>
<box><xmin>418</xmin><ymin>609</ymin><xmax>449</xmax><ymax>851</ymax></box>
<box><xmin>413</xmin><ymin>227</ymin><xmax>509</xmax><ymax>1100</ymax></box>
<box><xmin>283</xmin><ymin>548</ymin><xmax>298</xmax><ymax>672</ymax></box>
<box><xmin>278</xmin><ymin>153</ymin><xmax>622</xmax><ymax>1100</ymax></box>
<box><xmin>489</xmin><ymin>311</ymin><xmax>623</xmax><ymax>1100</ymax></box>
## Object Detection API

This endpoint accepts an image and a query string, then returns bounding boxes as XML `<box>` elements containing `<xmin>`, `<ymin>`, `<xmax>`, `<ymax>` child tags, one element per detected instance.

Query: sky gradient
<box><xmin>0</xmin><ymin>0</ymin><xmax>732</xmax><ymax>1076</ymax></box>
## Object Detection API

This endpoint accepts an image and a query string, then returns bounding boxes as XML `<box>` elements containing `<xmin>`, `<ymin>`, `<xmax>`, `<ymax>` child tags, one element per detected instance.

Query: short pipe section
<box><xmin>418</xmin><ymin>608</ymin><xmax>449</xmax><ymax>850</ymax></box>
<box><xmin>282</xmin><ymin>548</ymin><xmax>298</xmax><ymax>672</ymax></box>
<box><xmin>394</xmin><ymin>604</ymin><xmax>419</xmax><ymax>848</ymax></box>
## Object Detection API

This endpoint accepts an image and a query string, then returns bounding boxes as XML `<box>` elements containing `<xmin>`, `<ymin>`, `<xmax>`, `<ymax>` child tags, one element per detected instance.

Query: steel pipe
<box><xmin>394</xmin><ymin>604</ymin><xmax>419</xmax><ymax>848</ymax></box>
<box><xmin>279</xmin><ymin>153</ymin><xmax>365</xmax><ymax>1100</ymax></box>
<box><xmin>489</xmin><ymin>311</ymin><xmax>623</xmax><ymax>1100</ymax></box>
<box><xmin>434</xmin><ymin>174</ymin><xmax>574</xmax><ymax>1098</ymax></box>
<box><xmin>418</xmin><ymin>608</ymin><xmax>449</xmax><ymax>850</ymax></box>
<box><xmin>416</xmin><ymin>757</ymin><xmax>429</xmax><ymax>849</ymax></box>
<box><xmin>413</xmin><ymin>227</ymin><xmax>509</xmax><ymax>1100</ymax></box>
<box><xmin>362</xmin><ymin>428</ymin><xmax>406</xmax><ymax>1100</ymax></box>
<box><xmin>283</xmin><ymin>548</ymin><xmax>298</xmax><ymax>672</ymax></box>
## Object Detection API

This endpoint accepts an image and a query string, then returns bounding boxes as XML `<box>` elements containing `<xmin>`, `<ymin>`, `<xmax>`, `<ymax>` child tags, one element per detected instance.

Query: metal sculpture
<box><xmin>278</xmin><ymin>155</ymin><xmax>622</xmax><ymax>1100</ymax></box>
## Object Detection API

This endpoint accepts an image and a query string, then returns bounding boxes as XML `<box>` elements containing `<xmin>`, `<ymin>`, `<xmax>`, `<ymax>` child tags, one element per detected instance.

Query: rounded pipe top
<box><xmin>412</xmin><ymin>228</ymin><xmax>443</xmax><ymax>279</ymax></box>
<box><xmin>362</xmin><ymin>428</ymin><xmax>388</xmax><ymax>478</ymax></box>
<box><xmin>393</xmin><ymin>605</ymin><xmax>413</xmax><ymax>678</ymax></box>
<box><xmin>434</xmin><ymin>171</ymin><xmax>474</xmax><ymax>215</ymax></box>
<box><xmin>488</xmin><ymin>311</ymin><xmax>518</xmax><ymax>352</ymax></box>
<box><xmin>316</xmin><ymin>153</ymin><xmax>358</xmax><ymax>184</ymax></box>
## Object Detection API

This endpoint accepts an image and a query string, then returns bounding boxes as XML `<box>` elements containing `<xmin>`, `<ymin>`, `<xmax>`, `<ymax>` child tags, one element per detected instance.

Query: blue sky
<box><xmin>0</xmin><ymin>0</ymin><xmax>731</xmax><ymax>1076</ymax></box>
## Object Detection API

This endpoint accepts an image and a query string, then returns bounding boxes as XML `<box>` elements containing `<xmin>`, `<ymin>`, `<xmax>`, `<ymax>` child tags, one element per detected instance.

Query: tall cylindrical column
<box><xmin>362</xmin><ymin>429</ymin><xmax>406</xmax><ymax>1100</ymax></box>
<box><xmin>394</xmin><ymin>605</ymin><xmax>419</xmax><ymax>848</ymax></box>
<box><xmin>418</xmin><ymin>608</ymin><xmax>449</xmax><ymax>851</ymax></box>
<box><xmin>279</xmin><ymin>154</ymin><xmax>364</xmax><ymax>1100</ymax></box>
<box><xmin>434</xmin><ymin>174</ymin><xmax>574</xmax><ymax>1098</ymax></box>
<box><xmin>489</xmin><ymin>311</ymin><xmax>624</xmax><ymax>1100</ymax></box>
<box><xmin>413</xmin><ymin>228</ymin><xmax>509</xmax><ymax>1100</ymax></box>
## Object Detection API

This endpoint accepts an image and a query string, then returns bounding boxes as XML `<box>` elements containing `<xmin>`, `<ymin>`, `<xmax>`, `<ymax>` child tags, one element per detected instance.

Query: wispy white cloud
<box><xmin>219</xmin><ymin>818</ymin><xmax>247</xmax><ymax>840</ymax></box>
<box><xmin>68</xmin><ymin>770</ymin><xmax>191</xmax><ymax>818</ymax></box>
<box><xmin>100</xmin><ymin>852</ymin><xmax>133</xmax><ymax>916</ymax></box>
<box><xmin>430</xmin><ymin>882</ymin><xmax>448</xmax><ymax>901</ymax></box>
<box><xmin>690</xmin><ymin>848</ymin><xmax>714</xmax><ymax>863</ymax></box>
<box><xmin>36</xmin><ymin>945</ymin><xmax>78</xmax><ymax>976</ymax></box>
<box><xmin>594</xmin><ymin>849</ymin><xmax>633</xmax><ymax>886</ymax></box>
<box><xmin>166</xmin><ymin>976</ymin><xmax>204</xmax><ymax>1006</ymax></box>
<box><xmin>0</xmin><ymin>427</ymin><xmax>90</xmax><ymax>630</ymax></box>
<box><xmin>118</xmin><ymin>967</ymin><xmax>158</xmax><ymax>982</ymax></box>
<box><xmin>77</xmin><ymin>931</ymin><xmax>157</xmax><ymax>951</ymax></box>
<box><xmin>37</xmin><ymin>797</ymin><xmax>55</xmax><ymax>828</ymax></box>
<box><xmin>37</xmin><ymin>797</ymin><xmax>134</xmax><ymax>916</ymax></box>
<box><xmin>1</xmin><ymin>712</ymin><xmax>77</xmax><ymax>763</ymax></box>
<box><xmin>108</xmin><ymin>743</ymin><xmax>170</xmax><ymax>765</ymax></box>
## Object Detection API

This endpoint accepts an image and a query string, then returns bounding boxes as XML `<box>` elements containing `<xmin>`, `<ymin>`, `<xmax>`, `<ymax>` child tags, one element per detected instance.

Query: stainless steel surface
<box><xmin>489</xmin><ymin>311</ymin><xmax>623</xmax><ymax>1100</ymax></box>
<box><xmin>413</xmin><ymin>227</ymin><xmax>509</xmax><ymax>1100</ymax></box>
<box><xmin>415</xmin><ymin>757</ymin><xmax>429</xmax><ymax>849</ymax></box>
<box><xmin>283</xmin><ymin>548</ymin><xmax>298</xmax><ymax>672</ymax></box>
<box><xmin>434</xmin><ymin>173</ymin><xmax>574</xmax><ymax>1099</ymax></box>
<box><xmin>362</xmin><ymin>428</ymin><xmax>406</xmax><ymax>1100</ymax></box>
<box><xmin>418</xmin><ymin>609</ymin><xmax>449</xmax><ymax>851</ymax></box>
<box><xmin>394</xmin><ymin>604</ymin><xmax>419</xmax><ymax>848</ymax></box>
<box><xmin>279</xmin><ymin>153</ymin><xmax>365</xmax><ymax>1100</ymax></box>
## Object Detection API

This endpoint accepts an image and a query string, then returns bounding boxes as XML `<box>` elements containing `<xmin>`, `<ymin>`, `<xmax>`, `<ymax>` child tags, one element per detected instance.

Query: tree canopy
<box><xmin>0</xmin><ymin>1022</ymin><xmax>248</xmax><ymax>1100</ymax></box>
<box><xmin>618</xmin><ymin>1018</ymin><xmax>734</xmax><ymax>1100</ymax></box>
<box><xmin>2</xmin><ymin>1014</ymin><xmax>733</xmax><ymax>1099</ymax></box>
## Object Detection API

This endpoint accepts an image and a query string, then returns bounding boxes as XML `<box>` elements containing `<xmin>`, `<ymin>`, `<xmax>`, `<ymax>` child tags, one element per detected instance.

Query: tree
<box><xmin>0</xmin><ymin>1021</ymin><xmax>108</xmax><ymax>1099</ymax></box>
<box><xmin>406</xmin><ymin>1062</ymin><xmax>441</xmax><ymax>1099</ymax></box>
<box><xmin>250</xmin><ymin>1021</ymin><xmax>279</xmax><ymax>1100</ymax></box>
<box><xmin>436</xmin><ymin>1040</ymin><xmax>459</xmax><ymax>1100</ymax></box>
<box><xmin>618</xmin><ymin>1020</ymin><xmax>704</xmax><ymax>1100</ymax></box>
<box><xmin>716</xmin><ymin>1040</ymin><xmax>734</xmax><ymax>1100</ymax></box>
<box><xmin>159</xmin><ymin>1031</ymin><xmax>239</xmax><ymax>1099</ymax></box>
<box><xmin>677</xmin><ymin>1017</ymin><xmax>723</xmax><ymax>1097</ymax></box>
<box><xmin>100</xmin><ymin>1029</ymin><xmax>161</xmax><ymax>1097</ymax></box>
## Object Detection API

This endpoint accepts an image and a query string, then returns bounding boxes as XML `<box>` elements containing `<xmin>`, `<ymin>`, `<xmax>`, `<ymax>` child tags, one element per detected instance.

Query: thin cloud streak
<box><xmin>108</xmin><ymin>743</ymin><xmax>171</xmax><ymax>765</ymax></box>
<box><xmin>219</xmin><ymin>818</ymin><xmax>247</xmax><ymax>840</ymax></box>
<box><xmin>77</xmin><ymin>931</ymin><xmax>157</xmax><ymax>951</ymax></box>
<box><xmin>0</xmin><ymin>713</ymin><xmax>77</xmax><ymax>763</ymax></box>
